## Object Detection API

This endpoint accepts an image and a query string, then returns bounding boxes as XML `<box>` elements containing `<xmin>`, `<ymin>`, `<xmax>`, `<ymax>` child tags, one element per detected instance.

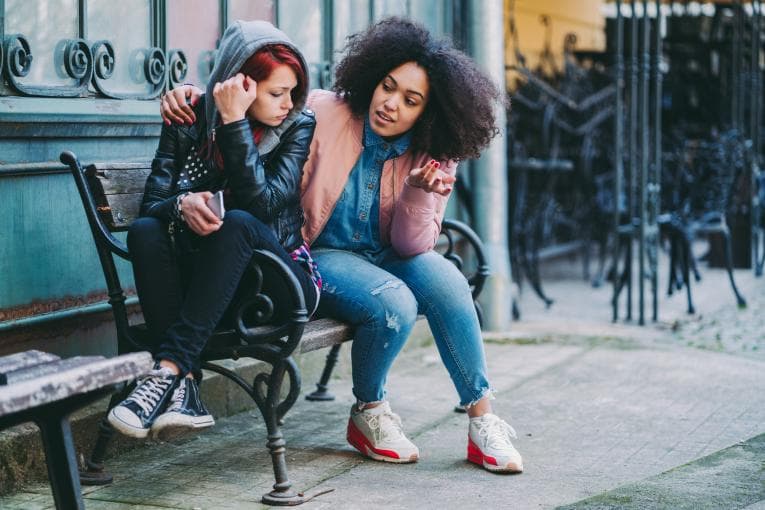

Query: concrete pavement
<box><xmin>1</xmin><ymin>260</ymin><xmax>764</xmax><ymax>509</ymax></box>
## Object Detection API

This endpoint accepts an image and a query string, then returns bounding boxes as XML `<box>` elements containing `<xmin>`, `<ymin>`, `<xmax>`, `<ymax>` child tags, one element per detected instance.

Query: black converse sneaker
<box><xmin>151</xmin><ymin>377</ymin><xmax>215</xmax><ymax>440</ymax></box>
<box><xmin>108</xmin><ymin>365</ymin><xmax>179</xmax><ymax>438</ymax></box>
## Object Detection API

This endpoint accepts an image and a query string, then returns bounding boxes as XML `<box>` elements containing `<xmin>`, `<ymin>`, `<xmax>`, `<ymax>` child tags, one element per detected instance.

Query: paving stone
<box><xmin>559</xmin><ymin>433</ymin><xmax>765</xmax><ymax>510</ymax></box>
<box><xmin>1</xmin><ymin>255</ymin><xmax>763</xmax><ymax>509</ymax></box>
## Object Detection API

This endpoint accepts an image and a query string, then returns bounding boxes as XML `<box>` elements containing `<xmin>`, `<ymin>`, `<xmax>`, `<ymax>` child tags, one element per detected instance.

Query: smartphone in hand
<box><xmin>207</xmin><ymin>190</ymin><xmax>225</xmax><ymax>220</ymax></box>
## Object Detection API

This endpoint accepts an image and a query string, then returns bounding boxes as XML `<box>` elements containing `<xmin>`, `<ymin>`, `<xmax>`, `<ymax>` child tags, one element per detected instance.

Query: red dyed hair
<box><xmin>239</xmin><ymin>44</ymin><xmax>307</xmax><ymax>110</ymax></box>
<box><xmin>205</xmin><ymin>44</ymin><xmax>307</xmax><ymax>168</ymax></box>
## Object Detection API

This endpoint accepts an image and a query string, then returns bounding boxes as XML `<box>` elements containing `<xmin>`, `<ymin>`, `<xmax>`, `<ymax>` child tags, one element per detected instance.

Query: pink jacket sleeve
<box><xmin>390</xmin><ymin>160</ymin><xmax>458</xmax><ymax>257</ymax></box>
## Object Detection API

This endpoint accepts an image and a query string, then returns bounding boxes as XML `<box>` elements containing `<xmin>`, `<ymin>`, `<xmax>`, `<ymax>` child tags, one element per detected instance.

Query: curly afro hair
<box><xmin>332</xmin><ymin>17</ymin><xmax>504</xmax><ymax>161</ymax></box>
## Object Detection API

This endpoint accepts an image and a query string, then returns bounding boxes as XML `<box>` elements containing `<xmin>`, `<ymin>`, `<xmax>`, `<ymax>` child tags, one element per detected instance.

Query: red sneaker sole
<box><xmin>347</xmin><ymin>419</ymin><xmax>418</xmax><ymax>463</ymax></box>
<box><xmin>467</xmin><ymin>438</ymin><xmax>523</xmax><ymax>473</ymax></box>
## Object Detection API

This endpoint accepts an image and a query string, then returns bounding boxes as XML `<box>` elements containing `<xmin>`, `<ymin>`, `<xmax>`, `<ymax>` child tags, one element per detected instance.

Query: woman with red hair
<box><xmin>108</xmin><ymin>20</ymin><xmax>320</xmax><ymax>441</ymax></box>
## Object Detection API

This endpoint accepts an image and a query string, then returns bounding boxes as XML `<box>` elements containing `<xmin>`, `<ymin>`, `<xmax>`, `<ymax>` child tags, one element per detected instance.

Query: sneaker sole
<box><xmin>467</xmin><ymin>438</ymin><xmax>523</xmax><ymax>473</ymax></box>
<box><xmin>107</xmin><ymin>409</ymin><xmax>150</xmax><ymax>439</ymax></box>
<box><xmin>346</xmin><ymin>420</ymin><xmax>418</xmax><ymax>464</ymax></box>
<box><xmin>151</xmin><ymin>413</ymin><xmax>215</xmax><ymax>441</ymax></box>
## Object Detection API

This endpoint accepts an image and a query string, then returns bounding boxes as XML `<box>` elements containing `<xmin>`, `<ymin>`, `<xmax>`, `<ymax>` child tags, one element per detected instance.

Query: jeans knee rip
<box><xmin>384</xmin><ymin>311</ymin><xmax>401</xmax><ymax>333</ymax></box>
<box><xmin>463</xmin><ymin>387</ymin><xmax>496</xmax><ymax>409</ymax></box>
<box><xmin>370</xmin><ymin>279</ymin><xmax>404</xmax><ymax>296</ymax></box>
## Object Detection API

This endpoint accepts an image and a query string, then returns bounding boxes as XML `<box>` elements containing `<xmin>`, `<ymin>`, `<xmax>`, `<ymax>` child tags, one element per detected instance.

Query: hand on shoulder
<box><xmin>160</xmin><ymin>84</ymin><xmax>203</xmax><ymax>125</ymax></box>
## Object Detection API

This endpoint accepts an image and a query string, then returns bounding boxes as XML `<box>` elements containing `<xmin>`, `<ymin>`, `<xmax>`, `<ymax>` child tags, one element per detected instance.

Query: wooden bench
<box><xmin>61</xmin><ymin>150</ymin><xmax>490</xmax><ymax>506</ymax></box>
<box><xmin>0</xmin><ymin>350</ymin><xmax>152</xmax><ymax>510</ymax></box>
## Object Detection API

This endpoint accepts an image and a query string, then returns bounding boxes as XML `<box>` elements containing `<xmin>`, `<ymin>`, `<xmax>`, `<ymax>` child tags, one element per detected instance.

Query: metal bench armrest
<box><xmin>440</xmin><ymin>218</ymin><xmax>491</xmax><ymax>300</ymax></box>
<box><xmin>234</xmin><ymin>249</ymin><xmax>310</xmax><ymax>358</ymax></box>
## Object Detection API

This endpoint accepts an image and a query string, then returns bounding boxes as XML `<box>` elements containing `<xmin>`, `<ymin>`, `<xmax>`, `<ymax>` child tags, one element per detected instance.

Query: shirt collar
<box><xmin>363</xmin><ymin>116</ymin><xmax>412</xmax><ymax>157</ymax></box>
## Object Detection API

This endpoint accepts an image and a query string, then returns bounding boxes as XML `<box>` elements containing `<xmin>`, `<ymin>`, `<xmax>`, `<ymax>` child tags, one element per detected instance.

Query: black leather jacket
<box><xmin>139</xmin><ymin>96</ymin><xmax>316</xmax><ymax>252</ymax></box>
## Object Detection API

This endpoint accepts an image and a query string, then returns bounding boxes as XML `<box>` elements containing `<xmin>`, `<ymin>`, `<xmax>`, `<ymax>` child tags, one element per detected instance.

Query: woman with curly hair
<box><xmin>162</xmin><ymin>17</ymin><xmax>522</xmax><ymax>473</ymax></box>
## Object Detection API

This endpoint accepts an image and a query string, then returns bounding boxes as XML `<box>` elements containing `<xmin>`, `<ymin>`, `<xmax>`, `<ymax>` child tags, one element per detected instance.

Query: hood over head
<box><xmin>205</xmin><ymin>20</ymin><xmax>309</xmax><ymax>154</ymax></box>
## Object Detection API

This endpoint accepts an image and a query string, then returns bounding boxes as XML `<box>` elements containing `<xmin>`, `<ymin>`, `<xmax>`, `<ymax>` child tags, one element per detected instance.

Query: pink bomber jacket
<box><xmin>301</xmin><ymin>89</ymin><xmax>457</xmax><ymax>257</ymax></box>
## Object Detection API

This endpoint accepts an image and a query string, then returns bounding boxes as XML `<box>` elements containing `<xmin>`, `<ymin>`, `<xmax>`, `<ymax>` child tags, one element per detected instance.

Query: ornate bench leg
<box><xmin>305</xmin><ymin>344</ymin><xmax>342</xmax><ymax>401</ymax></box>
<box><xmin>260</xmin><ymin>361</ymin><xmax>305</xmax><ymax>506</ymax></box>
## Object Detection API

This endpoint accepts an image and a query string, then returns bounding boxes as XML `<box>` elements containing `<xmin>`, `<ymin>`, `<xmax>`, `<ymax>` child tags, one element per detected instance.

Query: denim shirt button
<box><xmin>353</xmin><ymin>233</ymin><xmax>361</xmax><ymax>241</ymax></box>
<box><xmin>359</xmin><ymin>212</ymin><xmax>367</xmax><ymax>220</ymax></box>
<box><xmin>367</xmin><ymin>182</ymin><xmax>375</xmax><ymax>190</ymax></box>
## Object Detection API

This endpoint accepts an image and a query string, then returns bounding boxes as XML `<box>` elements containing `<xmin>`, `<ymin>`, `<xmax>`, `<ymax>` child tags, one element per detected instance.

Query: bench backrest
<box><xmin>77</xmin><ymin>161</ymin><xmax>487</xmax><ymax>303</ymax></box>
<box><xmin>63</xmin><ymin>150</ymin><xmax>489</xmax><ymax>357</ymax></box>
<box><xmin>84</xmin><ymin>162</ymin><xmax>151</xmax><ymax>232</ymax></box>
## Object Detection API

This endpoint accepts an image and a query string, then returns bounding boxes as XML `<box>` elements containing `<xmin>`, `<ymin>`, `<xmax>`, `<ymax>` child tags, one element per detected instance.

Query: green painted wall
<box><xmin>0</xmin><ymin>98</ymin><xmax>159</xmax><ymax>335</ymax></box>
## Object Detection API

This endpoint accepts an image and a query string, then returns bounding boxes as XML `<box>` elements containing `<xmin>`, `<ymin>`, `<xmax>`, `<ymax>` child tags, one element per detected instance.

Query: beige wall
<box><xmin>506</xmin><ymin>0</ymin><xmax>606</xmax><ymax>88</ymax></box>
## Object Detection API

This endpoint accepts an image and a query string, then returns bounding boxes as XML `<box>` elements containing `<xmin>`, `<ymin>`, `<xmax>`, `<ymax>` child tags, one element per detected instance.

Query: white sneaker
<box><xmin>347</xmin><ymin>402</ymin><xmax>419</xmax><ymax>463</ymax></box>
<box><xmin>468</xmin><ymin>413</ymin><xmax>523</xmax><ymax>473</ymax></box>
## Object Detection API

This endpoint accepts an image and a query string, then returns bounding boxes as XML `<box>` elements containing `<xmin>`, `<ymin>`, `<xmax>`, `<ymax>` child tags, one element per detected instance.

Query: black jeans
<box><xmin>127</xmin><ymin>210</ymin><xmax>318</xmax><ymax>376</ymax></box>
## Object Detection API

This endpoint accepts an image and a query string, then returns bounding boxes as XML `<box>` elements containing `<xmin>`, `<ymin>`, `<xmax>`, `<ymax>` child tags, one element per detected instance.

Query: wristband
<box><xmin>175</xmin><ymin>192</ymin><xmax>190</xmax><ymax>223</ymax></box>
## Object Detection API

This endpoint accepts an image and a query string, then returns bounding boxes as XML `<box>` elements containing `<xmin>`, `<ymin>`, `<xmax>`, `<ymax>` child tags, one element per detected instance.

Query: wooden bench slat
<box><xmin>88</xmin><ymin>162</ymin><xmax>153</xmax><ymax>171</ymax></box>
<box><xmin>0</xmin><ymin>351</ymin><xmax>153</xmax><ymax>417</ymax></box>
<box><xmin>84</xmin><ymin>163</ymin><xmax>151</xmax><ymax>232</ymax></box>
<box><xmin>96</xmin><ymin>192</ymin><xmax>144</xmax><ymax>230</ymax></box>
<box><xmin>93</xmin><ymin>168</ymin><xmax>151</xmax><ymax>195</ymax></box>
<box><xmin>1</xmin><ymin>356</ymin><xmax>106</xmax><ymax>386</ymax></box>
<box><xmin>0</xmin><ymin>351</ymin><xmax>61</xmax><ymax>384</ymax></box>
<box><xmin>299</xmin><ymin>319</ymin><xmax>354</xmax><ymax>353</ymax></box>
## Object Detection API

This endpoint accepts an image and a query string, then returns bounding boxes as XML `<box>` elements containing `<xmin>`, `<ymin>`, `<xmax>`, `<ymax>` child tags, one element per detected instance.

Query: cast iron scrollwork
<box><xmin>3</xmin><ymin>34</ymin><xmax>93</xmax><ymax>97</ymax></box>
<box><xmin>235</xmin><ymin>260</ymin><xmax>277</xmax><ymax>335</ymax></box>
<box><xmin>90</xmin><ymin>42</ymin><xmax>166</xmax><ymax>100</ymax></box>
<box><xmin>251</xmin><ymin>358</ymin><xmax>301</xmax><ymax>423</ymax></box>
<box><xmin>143</xmin><ymin>47</ymin><xmax>166</xmax><ymax>92</ymax></box>
<box><xmin>63</xmin><ymin>39</ymin><xmax>92</xmax><ymax>81</ymax></box>
<box><xmin>167</xmin><ymin>50</ymin><xmax>188</xmax><ymax>89</ymax></box>
<box><xmin>91</xmin><ymin>40</ymin><xmax>115</xmax><ymax>81</ymax></box>
<box><xmin>5</xmin><ymin>34</ymin><xmax>33</xmax><ymax>78</ymax></box>
<box><xmin>234</xmin><ymin>250</ymin><xmax>309</xmax><ymax>349</ymax></box>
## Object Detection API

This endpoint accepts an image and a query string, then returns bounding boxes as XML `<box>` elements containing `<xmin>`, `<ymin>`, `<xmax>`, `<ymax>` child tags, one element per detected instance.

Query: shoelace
<box><xmin>127</xmin><ymin>372</ymin><xmax>174</xmax><ymax>415</ymax></box>
<box><xmin>164</xmin><ymin>381</ymin><xmax>186</xmax><ymax>413</ymax></box>
<box><xmin>363</xmin><ymin>410</ymin><xmax>405</xmax><ymax>443</ymax></box>
<box><xmin>476</xmin><ymin>415</ymin><xmax>518</xmax><ymax>450</ymax></box>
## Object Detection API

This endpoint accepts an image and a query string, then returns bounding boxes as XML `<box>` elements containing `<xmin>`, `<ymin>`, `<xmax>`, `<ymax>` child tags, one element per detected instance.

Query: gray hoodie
<box><xmin>204</xmin><ymin>20</ymin><xmax>309</xmax><ymax>155</ymax></box>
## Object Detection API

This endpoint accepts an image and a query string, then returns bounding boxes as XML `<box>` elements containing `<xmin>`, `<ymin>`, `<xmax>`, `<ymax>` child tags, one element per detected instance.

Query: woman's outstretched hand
<box><xmin>181</xmin><ymin>192</ymin><xmax>222</xmax><ymax>236</ymax></box>
<box><xmin>160</xmin><ymin>85</ymin><xmax>203</xmax><ymax>125</ymax></box>
<box><xmin>406</xmin><ymin>160</ymin><xmax>456</xmax><ymax>196</ymax></box>
<box><xmin>213</xmin><ymin>74</ymin><xmax>258</xmax><ymax>125</ymax></box>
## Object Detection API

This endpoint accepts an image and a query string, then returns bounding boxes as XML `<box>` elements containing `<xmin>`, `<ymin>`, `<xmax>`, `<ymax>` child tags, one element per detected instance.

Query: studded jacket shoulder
<box><xmin>139</xmin><ymin>95</ymin><xmax>316</xmax><ymax>251</ymax></box>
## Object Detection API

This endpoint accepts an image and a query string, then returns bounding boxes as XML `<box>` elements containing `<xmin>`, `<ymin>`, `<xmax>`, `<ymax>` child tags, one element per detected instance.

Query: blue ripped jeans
<box><xmin>313</xmin><ymin>248</ymin><xmax>492</xmax><ymax>407</ymax></box>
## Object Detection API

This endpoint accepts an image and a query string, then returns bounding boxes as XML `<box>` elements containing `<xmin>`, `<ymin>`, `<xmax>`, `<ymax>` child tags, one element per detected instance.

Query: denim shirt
<box><xmin>314</xmin><ymin>117</ymin><xmax>412</xmax><ymax>261</ymax></box>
